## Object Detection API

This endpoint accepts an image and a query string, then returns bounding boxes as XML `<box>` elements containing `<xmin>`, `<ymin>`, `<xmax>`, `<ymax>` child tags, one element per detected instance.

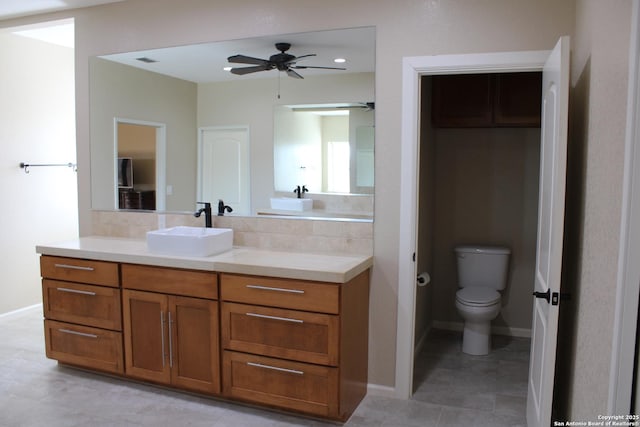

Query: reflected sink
<box><xmin>146</xmin><ymin>226</ymin><xmax>233</xmax><ymax>257</ymax></box>
<box><xmin>270</xmin><ymin>197</ymin><xmax>313</xmax><ymax>211</ymax></box>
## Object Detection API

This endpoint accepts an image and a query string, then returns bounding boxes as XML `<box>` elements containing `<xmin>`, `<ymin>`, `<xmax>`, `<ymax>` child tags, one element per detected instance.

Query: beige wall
<box><xmin>0</xmin><ymin>0</ymin><xmax>579</xmax><ymax>395</ymax></box>
<box><xmin>90</xmin><ymin>58</ymin><xmax>197</xmax><ymax>211</ymax></box>
<box><xmin>0</xmin><ymin>31</ymin><xmax>78</xmax><ymax>314</ymax></box>
<box><xmin>554</xmin><ymin>0</ymin><xmax>633</xmax><ymax>420</ymax></box>
<box><xmin>415</xmin><ymin>76</ymin><xmax>436</xmax><ymax>345</ymax></box>
<box><xmin>429</xmin><ymin>128</ymin><xmax>540</xmax><ymax>332</ymax></box>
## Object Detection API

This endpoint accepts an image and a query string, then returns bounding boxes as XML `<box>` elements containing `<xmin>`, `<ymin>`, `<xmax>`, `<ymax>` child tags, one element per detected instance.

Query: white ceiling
<box><xmin>0</xmin><ymin>1</ymin><xmax>374</xmax><ymax>84</ymax></box>
<box><xmin>0</xmin><ymin>0</ymin><xmax>123</xmax><ymax>21</ymax></box>
<box><xmin>101</xmin><ymin>27</ymin><xmax>375</xmax><ymax>83</ymax></box>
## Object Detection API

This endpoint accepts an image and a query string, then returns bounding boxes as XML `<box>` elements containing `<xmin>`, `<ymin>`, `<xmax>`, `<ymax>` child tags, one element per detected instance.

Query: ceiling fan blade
<box><xmin>227</xmin><ymin>54</ymin><xmax>270</xmax><ymax>65</ymax></box>
<box><xmin>289</xmin><ymin>53</ymin><xmax>316</xmax><ymax>63</ymax></box>
<box><xmin>293</xmin><ymin>65</ymin><xmax>347</xmax><ymax>70</ymax></box>
<box><xmin>230</xmin><ymin>65</ymin><xmax>272</xmax><ymax>75</ymax></box>
<box><xmin>286</xmin><ymin>69</ymin><xmax>304</xmax><ymax>79</ymax></box>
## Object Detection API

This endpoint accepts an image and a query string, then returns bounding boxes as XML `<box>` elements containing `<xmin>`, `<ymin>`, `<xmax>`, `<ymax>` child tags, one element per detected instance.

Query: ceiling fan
<box><xmin>227</xmin><ymin>42</ymin><xmax>346</xmax><ymax>79</ymax></box>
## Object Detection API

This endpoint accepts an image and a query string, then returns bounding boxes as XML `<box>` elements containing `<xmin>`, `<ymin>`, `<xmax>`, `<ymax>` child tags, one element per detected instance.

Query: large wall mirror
<box><xmin>90</xmin><ymin>27</ymin><xmax>375</xmax><ymax>220</ymax></box>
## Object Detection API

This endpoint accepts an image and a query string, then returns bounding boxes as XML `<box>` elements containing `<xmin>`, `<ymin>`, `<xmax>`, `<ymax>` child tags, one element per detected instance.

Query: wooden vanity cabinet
<box><xmin>121</xmin><ymin>264</ymin><xmax>220</xmax><ymax>395</ymax></box>
<box><xmin>220</xmin><ymin>271</ymin><xmax>370</xmax><ymax>421</ymax></box>
<box><xmin>39</xmin><ymin>252</ymin><xmax>371</xmax><ymax>421</ymax></box>
<box><xmin>40</xmin><ymin>256</ymin><xmax>123</xmax><ymax>374</ymax></box>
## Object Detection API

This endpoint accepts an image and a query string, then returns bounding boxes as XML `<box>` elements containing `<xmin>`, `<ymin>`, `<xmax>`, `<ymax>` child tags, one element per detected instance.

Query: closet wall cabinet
<box><xmin>431</xmin><ymin>72</ymin><xmax>542</xmax><ymax>128</ymax></box>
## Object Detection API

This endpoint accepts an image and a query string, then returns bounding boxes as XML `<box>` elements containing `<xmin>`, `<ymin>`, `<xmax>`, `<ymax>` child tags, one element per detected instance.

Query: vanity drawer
<box><xmin>44</xmin><ymin>319</ymin><xmax>124</xmax><ymax>374</ymax></box>
<box><xmin>222</xmin><ymin>350</ymin><xmax>338</xmax><ymax>418</ymax></box>
<box><xmin>221</xmin><ymin>302</ymin><xmax>339</xmax><ymax>366</ymax></box>
<box><xmin>220</xmin><ymin>274</ymin><xmax>339</xmax><ymax>314</ymax></box>
<box><xmin>42</xmin><ymin>280</ymin><xmax>122</xmax><ymax>331</ymax></box>
<box><xmin>40</xmin><ymin>256</ymin><xmax>119</xmax><ymax>287</ymax></box>
<box><xmin>121</xmin><ymin>264</ymin><xmax>218</xmax><ymax>299</ymax></box>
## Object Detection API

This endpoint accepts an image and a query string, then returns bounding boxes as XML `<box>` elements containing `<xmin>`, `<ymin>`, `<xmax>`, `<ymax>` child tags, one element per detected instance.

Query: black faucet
<box><xmin>194</xmin><ymin>202</ymin><xmax>212</xmax><ymax>227</ymax></box>
<box><xmin>293</xmin><ymin>185</ymin><xmax>309</xmax><ymax>199</ymax></box>
<box><xmin>217</xmin><ymin>199</ymin><xmax>233</xmax><ymax>216</ymax></box>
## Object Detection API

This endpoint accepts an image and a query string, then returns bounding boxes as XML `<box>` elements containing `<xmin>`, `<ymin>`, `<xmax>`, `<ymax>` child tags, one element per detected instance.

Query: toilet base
<box><xmin>462</xmin><ymin>321</ymin><xmax>491</xmax><ymax>355</ymax></box>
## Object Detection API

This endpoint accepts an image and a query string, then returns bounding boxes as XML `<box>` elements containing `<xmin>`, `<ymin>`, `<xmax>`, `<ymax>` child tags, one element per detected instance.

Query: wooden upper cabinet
<box><xmin>431</xmin><ymin>72</ymin><xmax>541</xmax><ymax>128</ymax></box>
<box><xmin>493</xmin><ymin>72</ymin><xmax>542</xmax><ymax>126</ymax></box>
<box><xmin>432</xmin><ymin>74</ymin><xmax>493</xmax><ymax>127</ymax></box>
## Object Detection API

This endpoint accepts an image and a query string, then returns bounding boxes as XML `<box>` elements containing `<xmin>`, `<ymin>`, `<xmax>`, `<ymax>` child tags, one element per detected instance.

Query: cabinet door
<box><xmin>44</xmin><ymin>319</ymin><xmax>123</xmax><ymax>374</ymax></box>
<box><xmin>122</xmin><ymin>290</ymin><xmax>170</xmax><ymax>384</ymax></box>
<box><xmin>222</xmin><ymin>302</ymin><xmax>339</xmax><ymax>366</ymax></box>
<box><xmin>223</xmin><ymin>350</ymin><xmax>339</xmax><ymax>418</ymax></box>
<box><xmin>494</xmin><ymin>72</ymin><xmax>542</xmax><ymax>126</ymax></box>
<box><xmin>42</xmin><ymin>279</ymin><xmax>121</xmax><ymax>330</ymax></box>
<box><xmin>431</xmin><ymin>74</ymin><xmax>493</xmax><ymax>127</ymax></box>
<box><xmin>169</xmin><ymin>296</ymin><xmax>220</xmax><ymax>394</ymax></box>
<box><xmin>40</xmin><ymin>256</ymin><xmax>119</xmax><ymax>287</ymax></box>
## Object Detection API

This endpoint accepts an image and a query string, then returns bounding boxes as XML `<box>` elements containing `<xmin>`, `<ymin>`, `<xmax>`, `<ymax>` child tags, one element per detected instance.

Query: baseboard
<box><xmin>0</xmin><ymin>303</ymin><xmax>41</xmax><ymax>318</ymax></box>
<box><xmin>432</xmin><ymin>320</ymin><xmax>531</xmax><ymax>338</ymax></box>
<box><xmin>366</xmin><ymin>382</ymin><xmax>397</xmax><ymax>398</ymax></box>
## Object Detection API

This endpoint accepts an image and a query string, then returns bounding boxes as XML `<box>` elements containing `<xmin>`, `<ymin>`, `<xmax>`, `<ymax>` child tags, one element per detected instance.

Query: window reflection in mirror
<box><xmin>273</xmin><ymin>103</ymin><xmax>374</xmax><ymax>195</ymax></box>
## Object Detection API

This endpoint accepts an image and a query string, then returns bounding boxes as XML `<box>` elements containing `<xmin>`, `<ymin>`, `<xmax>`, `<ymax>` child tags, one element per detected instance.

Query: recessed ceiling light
<box><xmin>334</xmin><ymin>58</ymin><xmax>346</xmax><ymax>64</ymax></box>
<box><xmin>223</xmin><ymin>66</ymin><xmax>232</xmax><ymax>71</ymax></box>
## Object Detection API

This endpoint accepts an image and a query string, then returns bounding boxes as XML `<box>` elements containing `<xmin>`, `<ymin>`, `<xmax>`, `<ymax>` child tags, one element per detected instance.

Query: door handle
<box><xmin>533</xmin><ymin>289</ymin><xmax>570</xmax><ymax>306</ymax></box>
<box><xmin>532</xmin><ymin>289</ymin><xmax>551</xmax><ymax>303</ymax></box>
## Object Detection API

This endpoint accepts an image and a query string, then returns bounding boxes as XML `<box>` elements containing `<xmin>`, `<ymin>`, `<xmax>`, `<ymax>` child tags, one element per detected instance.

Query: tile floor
<box><xmin>0</xmin><ymin>307</ymin><xmax>529</xmax><ymax>426</ymax></box>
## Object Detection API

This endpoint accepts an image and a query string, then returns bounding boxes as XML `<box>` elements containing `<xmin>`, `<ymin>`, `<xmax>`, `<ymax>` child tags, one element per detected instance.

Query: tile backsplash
<box><xmin>91</xmin><ymin>210</ymin><xmax>373</xmax><ymax>256</ymax></box>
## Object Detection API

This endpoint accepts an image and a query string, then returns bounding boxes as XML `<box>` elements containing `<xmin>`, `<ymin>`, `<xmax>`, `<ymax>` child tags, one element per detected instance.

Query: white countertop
<box><xmin>36</xmin><ymin>236</ymin><xmax>372</xmax><ymax>283</ymax></box>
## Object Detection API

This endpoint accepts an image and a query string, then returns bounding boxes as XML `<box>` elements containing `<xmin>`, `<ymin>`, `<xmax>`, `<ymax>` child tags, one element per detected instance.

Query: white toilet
<box><xmin>454</xmin><ymin>245</ymin><xmax>510</xmax><ymax>355</ymax></box>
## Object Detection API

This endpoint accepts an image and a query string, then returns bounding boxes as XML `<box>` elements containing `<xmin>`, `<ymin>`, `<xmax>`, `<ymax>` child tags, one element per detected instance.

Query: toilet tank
<box><xmin>455</xmin><ymin>246</ymin><xmax>510</xmax><ymax>290</ymax></box>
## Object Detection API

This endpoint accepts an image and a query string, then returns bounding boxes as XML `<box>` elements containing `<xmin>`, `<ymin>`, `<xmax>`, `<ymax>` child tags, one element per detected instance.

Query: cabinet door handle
<box><xmin>246</xmin><ymin>312</ymin><xmax>304</xmax><ymax>324</ymax></box>
<box><xmin>168</xmin><ymin>311</ymin><xmax>174</xmax><ymax>368</ymax></box>
<box><xmin>54</xmin><ymin>263</ymin><xmax>95</xmax><ymax>272</ymax></box>
<box><xmin>247</xmin><ymin>362</ymin><xmax>303</xmax><ymax>375</ymax></box>
<box><xmin>56</xmin><ymin>287</ymin><xmax>97</xmax><ymax>296</ymax></box>
<box><xmin>160</xmin><ymin>312</ymin><xmax>166</xmax><ymax>368</ymax></box>
<box><xmin>246</xmin><ymin>285</ymin><xmax>304</xmax><ymax>294</ymax></box>
<box><xmin>59</xmin><ymin>328</ymin><xmax>98</xmax><ymax>339</ymax></box>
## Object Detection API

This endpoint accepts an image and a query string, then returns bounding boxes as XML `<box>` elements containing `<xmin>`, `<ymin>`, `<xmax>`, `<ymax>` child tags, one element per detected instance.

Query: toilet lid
<box><xmin>456</xmin><ymin>287</ymin><xmax>501</xmax><ymax>306</ymax></box>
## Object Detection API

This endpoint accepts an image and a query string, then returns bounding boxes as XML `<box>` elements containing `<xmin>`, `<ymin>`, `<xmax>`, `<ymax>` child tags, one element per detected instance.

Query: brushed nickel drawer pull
<box><xmin>168</xmin><ymin>311</ymin><xmax>174</xmax><ymax>368</ymax></box>
<box><xmin>54</xmin><ymin>263</ymin><xmax>95</xmax><ymax>272</ymax></box>
<box><xmin>247</xmin><ymin>362</ymin><xmax>304</xmax><ymax>375</ymax></box>
<box><xmin>246</xmin><ymin>312</ymin><xmax>304</xmax><ymax>324</ymax></box>
<box><xmin>160</xmin><ymin>312</ymin><xmax>166</xmax><ymax>368</ymax></box>
<box><xmin>59</xmin><ymin>328</ymin><xmax>98</xmax><ymax>339</ymax></box>
<box><xmin>246</xmin><ymin>285</ymin><xmax>304</xmax><ymax>294</ymax></box>
<box><xmin>56</xmin><ymin>287</ymin><xmax>97</xmax><ymax>296</ymax></box>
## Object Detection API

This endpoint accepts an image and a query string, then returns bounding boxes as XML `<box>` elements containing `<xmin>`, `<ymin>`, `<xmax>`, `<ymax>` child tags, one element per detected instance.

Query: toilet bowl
<box><xmin>454</xmin><ymin>246</ymin><xmax>510</xmax><ymax>356</ymax></box>
<box><xmin>455</xmin><ymin>286</ymin><xmax>501</xmax><ymax>355</ymax></box>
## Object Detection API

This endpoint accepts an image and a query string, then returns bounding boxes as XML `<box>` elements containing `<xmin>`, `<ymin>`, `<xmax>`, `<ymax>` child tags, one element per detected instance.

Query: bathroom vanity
<box><xmin>37</xmin><ymin>237</ymin><xmax>371</xmax><ymax>421</ymax></box>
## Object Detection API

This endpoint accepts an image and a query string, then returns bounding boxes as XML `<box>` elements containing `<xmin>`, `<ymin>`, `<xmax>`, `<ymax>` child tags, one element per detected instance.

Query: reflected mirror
<box><xmin>90</xmin><ymin>27</ymin><xmax>375</xmax><ymax>219</ymax></box>
<box><xmin>273</xmin><ymin>103</ymin><xmax>374</xmax><ymax>194</ymax></box>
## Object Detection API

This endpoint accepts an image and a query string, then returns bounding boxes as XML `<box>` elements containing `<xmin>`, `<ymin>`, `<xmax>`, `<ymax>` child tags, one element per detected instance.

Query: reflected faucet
<box><xmin>194</xmin><ymin>202</ymin><xmax>212</xmax><ymax>227</ymax></box>
<box><xmin>293</xmin><ymin>185</ymin><xmax>309</xmax><ymax>199</ymax></box>
<box><xmin>218</xmin><ymin>199</ymin><xmax>233</xmax><ymax>216</ymax></box>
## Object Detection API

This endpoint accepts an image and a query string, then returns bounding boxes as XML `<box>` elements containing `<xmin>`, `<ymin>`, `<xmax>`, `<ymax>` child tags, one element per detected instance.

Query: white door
<box><xmin>526</xmin><ymin>36</ymin><xmax>570</xmax><ymax>427</ymax></box>
<box><xmin>197</xmin><ymin>127</ymin><xmax>250</xmax><ymax>215</ymax></box>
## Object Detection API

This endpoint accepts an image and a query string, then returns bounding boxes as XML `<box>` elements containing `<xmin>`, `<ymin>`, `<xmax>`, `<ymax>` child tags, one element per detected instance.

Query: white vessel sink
<box><xmin>270</xmin><ymin>197</ymin><xmax>313</xmax><ymax>211</ymax></box>
<box><xmin>147</xmin><ymin>226</ymin><xmax>233</xmax><ymax>257</ymax></box>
